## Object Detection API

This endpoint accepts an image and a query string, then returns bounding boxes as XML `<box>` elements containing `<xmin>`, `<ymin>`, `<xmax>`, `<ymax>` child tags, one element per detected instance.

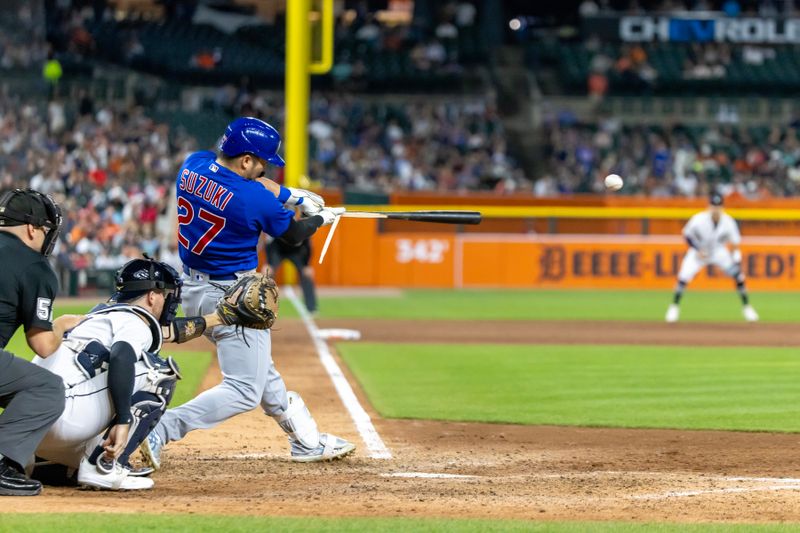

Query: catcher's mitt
<box><xmin>215</xmin><ymin>273</ymin><xmax>279</xmax><ymax>330</ymax></box>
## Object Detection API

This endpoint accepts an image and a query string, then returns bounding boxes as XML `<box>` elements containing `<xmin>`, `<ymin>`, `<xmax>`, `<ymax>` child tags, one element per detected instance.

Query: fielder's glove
<box><xmin>318</xmin><ymin>206</ymin><xmax>345</xmax><ymax>226</ymax></box>
<box><xmin>285</xmin><ymin>187</ymin><xmax>325</xmax><ymax>216</ymax></box>
<box><xmin>215</xmin><ymin>273</ymin><xmax>279</xmax><ymax>330</ymax></box>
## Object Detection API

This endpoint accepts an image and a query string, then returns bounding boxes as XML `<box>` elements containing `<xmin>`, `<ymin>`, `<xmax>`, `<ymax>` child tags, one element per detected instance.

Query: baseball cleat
<box><xmin>743</xmin><ymin>305</ymin><xmax>759</xmax><ymax>322</ymax></box>
<box><xmin>77</xmin><ymin>457</ymin><xmax>153</xmax><ymax>491</ymax></box>
<box><xmin>290</xmin><ymin>433</ymin><xmax>356</xmax><ymax>463</ymax></box>
<box><xmin>0</xmin><ymin>458</ymin><xmax>42</xmax><ymax>496</ymax></box>
<box><xmin>139</xmin><ymin>431</ymin><xmax>164</xmax><ymax>471</ymax></box>
<box><xmin>665</xmin><ymin>304</ymin><xmax>680</xmax><ymax>323</ymax></box>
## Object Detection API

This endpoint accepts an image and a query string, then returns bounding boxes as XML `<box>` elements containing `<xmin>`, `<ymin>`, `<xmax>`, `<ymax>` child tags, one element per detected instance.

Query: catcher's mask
<box><xmin>0</xmin><ymin>188</ymin><xmax>63</xmax><ymax>257</ymax></box>
<box><xmin>111</xmin><ymin>257</ymin><xmax>183</xmax><ymax>326</ymax></box>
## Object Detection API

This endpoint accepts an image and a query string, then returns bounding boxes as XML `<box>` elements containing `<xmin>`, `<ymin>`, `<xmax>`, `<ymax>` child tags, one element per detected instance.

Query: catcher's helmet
<box><xmin>112</xmin><ymin>257</ymin><xmax>182</xmax><ymax>326</ymax></box>
<box><xmin>218</xmin><ymin>117</ymin><xmax>285</xmax><ymax>167</ymax></box>
<box><xmin>0</xmin><ymin>188</ymin><xmax>63</xmax><ymax>257</ymax></box>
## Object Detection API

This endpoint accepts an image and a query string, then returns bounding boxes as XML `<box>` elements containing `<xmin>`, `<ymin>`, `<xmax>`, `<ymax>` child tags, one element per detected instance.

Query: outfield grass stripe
<box><xmin>2</xmin><ymin>514</ymin><xmax>799</xmax><ymax>532</ymax></box>
<box><xmin>337</xmin><ymin>342</ymin><xmax>800</xmax><ymax>432</ymax></box>
<box><xmin>319</xmin><ymin>289</ymin><xmax>800</xmax><ymax>322</ymax></box>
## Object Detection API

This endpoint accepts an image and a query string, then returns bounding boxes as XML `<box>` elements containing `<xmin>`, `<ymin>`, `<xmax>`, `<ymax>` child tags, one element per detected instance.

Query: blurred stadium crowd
<box><xmin>537</xmin><ymin>116</ymin><xmax>800</xmax><ymax>197</ymax></box>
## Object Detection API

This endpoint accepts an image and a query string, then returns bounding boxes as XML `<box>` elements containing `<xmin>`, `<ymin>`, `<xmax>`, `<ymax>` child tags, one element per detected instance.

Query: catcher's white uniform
<box><xmin>30</xmin><ymin>304</ymin><xmax>178</xmax><ymax>489</ymax></box>
<box><xmin>677</xmin><ymin>210</ymin><xmax>741</xmax><ymax>282</ymax></box>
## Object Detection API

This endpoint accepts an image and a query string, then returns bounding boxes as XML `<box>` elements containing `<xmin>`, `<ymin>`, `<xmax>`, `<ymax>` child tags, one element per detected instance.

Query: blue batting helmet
<box><xmin>218</xmin><ymin>117</ymin><xmax>285</xmax><ymax>167</ymax></box>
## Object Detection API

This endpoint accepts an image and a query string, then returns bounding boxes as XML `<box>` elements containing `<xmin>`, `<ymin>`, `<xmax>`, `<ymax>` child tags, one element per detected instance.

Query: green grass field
<box><xmin>338</xmin><ymin>342</ymin><xmax>800</xmax><ymax>431</ymax></box>
<box><xmin>323</xmin><ymin>289</ymin><xmax>800</xmax><ymax>431</ymax></box>
<box><xmin>317</xmin><ymin>288</ymin><xmax>800</xmax><ymax>322</ymax></box>
<box><xmin>1</xmin><ymin>514</ymin><xmax>797</xmax><ymax>533</ymax></box>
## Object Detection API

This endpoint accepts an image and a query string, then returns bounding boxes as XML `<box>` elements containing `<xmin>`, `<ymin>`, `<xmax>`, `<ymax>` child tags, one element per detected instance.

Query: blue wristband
<box><xmin>278</xmin><ymin>186</ymin><xmax>291</xmax><ymax>204</ymax></box>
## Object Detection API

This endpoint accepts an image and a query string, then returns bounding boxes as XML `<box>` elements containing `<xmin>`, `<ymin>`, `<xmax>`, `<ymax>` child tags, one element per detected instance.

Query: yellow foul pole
<box><xmin>284</xmin><ymin>0</ymin><xmax>310</xmax><ymax>189</ymax></box>
<box><xmin>284</xmin><ymin>1</ymin><xmax>333</xmax><ymax>283</ymax></box>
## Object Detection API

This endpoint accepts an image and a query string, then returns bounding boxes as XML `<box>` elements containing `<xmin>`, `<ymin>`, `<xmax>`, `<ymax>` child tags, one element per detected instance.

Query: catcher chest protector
<box><xmin>0</xmin><ymin>188</ymin><xmax>63</xmax><ymax>256</ymax></box>
<box><xmin>218</xmin><ymin>117</ymin><xmax>285</xmax><ymax>167</ymax></box>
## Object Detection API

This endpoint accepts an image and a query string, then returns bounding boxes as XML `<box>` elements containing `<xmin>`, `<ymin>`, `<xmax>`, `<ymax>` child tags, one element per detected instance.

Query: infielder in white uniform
<box><xmin>31</xmin><ymin>258</ymin><xmax>228</xmax><ymax>490</ymax></box>
<box><xmin>666</xmin><ymin>193</ymin><xmax>758</xmax><ymax>323</ymax></box>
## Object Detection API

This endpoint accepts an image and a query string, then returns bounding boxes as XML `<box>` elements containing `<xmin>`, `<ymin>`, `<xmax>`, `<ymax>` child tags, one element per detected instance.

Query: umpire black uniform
<box><xmin>266</xmin><ymin>237</ymin><xmax>318</xmax><ymax>313</ymax></box>
<box><xmin>0</xmin><ymin>189</ymin><xmax>66</xmax><ymax>496</ymax></box>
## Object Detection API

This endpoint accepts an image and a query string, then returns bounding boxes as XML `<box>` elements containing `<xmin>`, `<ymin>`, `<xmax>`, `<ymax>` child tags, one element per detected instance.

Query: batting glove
<box><xmin>284</xmin><ymin>187</ymin><xmax>325</xmax><ymax>216</ymax></box>
<box><xmin>318</xmin><ymin>207</ymin><xmax>345</xmax><ymax>226</ymax></box>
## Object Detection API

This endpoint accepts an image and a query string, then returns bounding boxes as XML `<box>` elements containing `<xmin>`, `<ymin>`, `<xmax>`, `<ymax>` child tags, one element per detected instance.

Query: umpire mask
<box><xmin>113</xmin><ymin>257</ymin><xmax>183</xmax><ymax>326</ymax></box>
<box><xmin>0</xmin><ymin>188</ymin><xmax>63</xmax><ymax>257</ymax></box>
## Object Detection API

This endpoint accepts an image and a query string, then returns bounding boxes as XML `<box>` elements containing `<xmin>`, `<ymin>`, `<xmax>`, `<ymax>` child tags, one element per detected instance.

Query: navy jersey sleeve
<box><xmin>20</xmin><ymin>261</ymin><xmax>58</xmax><ymax>332</ymax></box>
<box><xmin>251</xmin><ymin>186</ymin><xmax>294</xmax><ymax>237</ymax></box>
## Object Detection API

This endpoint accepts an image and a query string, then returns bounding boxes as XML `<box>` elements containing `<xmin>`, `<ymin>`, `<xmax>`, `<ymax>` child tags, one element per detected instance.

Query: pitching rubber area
<box><xmin>6</xmin><ymin>314</ymin><xmax>800</xmax><ymax>523</ymax></box>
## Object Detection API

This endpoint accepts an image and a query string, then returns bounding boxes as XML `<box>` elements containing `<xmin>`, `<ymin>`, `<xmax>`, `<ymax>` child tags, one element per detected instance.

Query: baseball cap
<box><xmin>709</xmin><ymin>193</ymin><xmax>724</xmax><ymax>206</ymax></box>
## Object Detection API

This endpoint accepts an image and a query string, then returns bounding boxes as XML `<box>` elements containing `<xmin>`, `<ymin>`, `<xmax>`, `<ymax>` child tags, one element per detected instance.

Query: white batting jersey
<box><xmin>682</xmin><ymin>211</ymin><xmax>741</xmax><ymax>255</ymax></box>
<box><xmin>32</xmin><ymin>306</ymin><xmax>161</xmax><ymax>388</ymax></box>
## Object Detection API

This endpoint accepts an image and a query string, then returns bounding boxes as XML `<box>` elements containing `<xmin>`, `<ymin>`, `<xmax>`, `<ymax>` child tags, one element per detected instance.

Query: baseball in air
<box><xmin>604</xmin><ymin>174</ymin><xmax>624</xmax><ymax>191</ymax></box>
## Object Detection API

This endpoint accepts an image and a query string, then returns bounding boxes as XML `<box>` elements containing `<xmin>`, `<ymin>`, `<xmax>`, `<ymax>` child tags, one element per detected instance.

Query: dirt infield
<box><xmin>8</xmin><ymin>318</ymin><xmax>800</xmax><ymax>523</ymax></box>
<box><xmin>317</xmin><ymin>318</ymin><xmax>800</xmax><ymax>346</ymax></box>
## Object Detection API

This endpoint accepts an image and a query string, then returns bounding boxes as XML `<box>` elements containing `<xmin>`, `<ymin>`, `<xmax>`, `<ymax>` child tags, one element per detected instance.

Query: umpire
<box><xmin>266</xmin><ymin>236</ymin><xmax>318</xmax><ymax>314</ymax></box>
<box><xmin>0</xmin><ymin>189</ymin><xmax>78</xmax><ymax>496</ymax></box>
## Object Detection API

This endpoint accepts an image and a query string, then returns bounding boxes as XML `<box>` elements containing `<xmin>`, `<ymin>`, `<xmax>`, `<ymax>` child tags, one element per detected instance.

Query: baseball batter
<box><xmin>141</xmin><ymin>117</ymin><xmax>353</xmax><ymax>470</ymax></box>
<box><xmin>666</xmin><ymin>193</ymin><xmax>758</xmax><ymax>323</ymax></box>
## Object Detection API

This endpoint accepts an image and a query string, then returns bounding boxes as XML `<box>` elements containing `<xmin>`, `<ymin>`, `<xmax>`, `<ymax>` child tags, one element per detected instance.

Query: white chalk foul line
<box><xmin>382</xmin><ymin>472</ymin><xmax>479</xmax><ymax>479</ymax></box>
<box><xmin>633</xmin><ymin>485</ymin><xmax>800</xmax><ymax>500</ymax></box>
<box><xmin>721</xmin><ymin>476</ymin><xmax>800</xmax><ymax>483</ymax></box>
<box><xmin>286</xmin><ymin>286</ymin><xmax>392</xmax><ymax>460</ymax></box>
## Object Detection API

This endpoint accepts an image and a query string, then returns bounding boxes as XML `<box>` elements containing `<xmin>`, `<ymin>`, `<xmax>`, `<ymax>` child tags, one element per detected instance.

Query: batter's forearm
<box><xmin>279</xmin><ymin>216</ymin><xmax>323</xmax><ymax>245</ymax></box>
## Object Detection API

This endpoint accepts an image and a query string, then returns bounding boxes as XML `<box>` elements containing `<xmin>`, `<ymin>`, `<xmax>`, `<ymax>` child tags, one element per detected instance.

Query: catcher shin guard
<box><xmin>119</xmin><ymin>353</ymin><xmax>180</xmax><ymax>466</ymax></box>
<box><xmin>88</xmin><ymin>352</ymin><xmax>180</xmax><ymax>470</ymax></box>
<box><xmin>272</xmin><ymin>391</ymin><xmax>321</xmax><ymax>451</ymax></box>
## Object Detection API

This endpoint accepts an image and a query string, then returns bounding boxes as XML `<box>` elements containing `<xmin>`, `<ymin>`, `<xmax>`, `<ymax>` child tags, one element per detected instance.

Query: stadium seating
<box><xmin>83</xmin><ymin>18</ymin><xmax>475</xmax><ymax>90</ymax></box>
<box><xmin>530</xmin><ymin>40</ymin><xmax>800</xmax><ymax>96</ymax></box>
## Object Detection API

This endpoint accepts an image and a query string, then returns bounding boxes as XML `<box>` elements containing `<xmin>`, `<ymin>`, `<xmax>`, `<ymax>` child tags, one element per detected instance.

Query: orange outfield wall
<box><xmin>306</xmin><ymin>223</ymin><xmax>800</xmax><ymax>290</ymax></box>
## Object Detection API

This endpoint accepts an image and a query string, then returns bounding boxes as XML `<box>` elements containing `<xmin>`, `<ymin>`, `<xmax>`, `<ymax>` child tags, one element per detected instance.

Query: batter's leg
<box><xmin>156</xmin><ymin>325</ymin><xmax>271</xmax><ymax>444</ymax></box>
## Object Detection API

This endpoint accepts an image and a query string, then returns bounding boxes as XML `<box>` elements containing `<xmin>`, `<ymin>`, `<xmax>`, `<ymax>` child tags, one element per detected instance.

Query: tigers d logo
<box><xmin>539</xmin><ymin>246</ymin><xmax>566</xmax><ymax>281</ymax></box>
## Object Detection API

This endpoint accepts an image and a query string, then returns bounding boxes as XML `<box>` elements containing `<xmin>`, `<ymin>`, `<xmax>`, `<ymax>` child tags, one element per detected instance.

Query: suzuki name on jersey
<box><xmin>179</xmin><ymin>169</ymin><xmax>234</xmax><ymax>210</ymax></box>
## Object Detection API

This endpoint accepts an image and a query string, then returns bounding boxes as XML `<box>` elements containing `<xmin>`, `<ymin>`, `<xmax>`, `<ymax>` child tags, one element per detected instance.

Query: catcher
<box><xmin>29</xmin><ymin>257</ymin><xmax>276</xmax><ymax>490</ymax></box>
